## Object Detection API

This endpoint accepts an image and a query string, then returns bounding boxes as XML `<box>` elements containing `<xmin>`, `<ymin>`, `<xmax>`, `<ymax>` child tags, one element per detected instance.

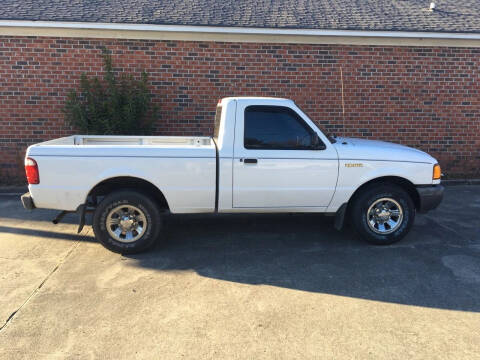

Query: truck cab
<box><xmin>216</xmin><ymin>97</ymin><xmax>338</xmax><ymax>212</ymax></box>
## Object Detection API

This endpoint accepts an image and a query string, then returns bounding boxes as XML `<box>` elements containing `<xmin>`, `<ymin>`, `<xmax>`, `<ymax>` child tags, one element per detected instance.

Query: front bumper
<box><xmin>416</xmin><ymin>185</ymin><xmax>444</xmax><ymax>213</ymax></box>
<box><xmin>21</xmin><ymin>192</ymin><xmax>36</xmax><ymax>210</ymax></box>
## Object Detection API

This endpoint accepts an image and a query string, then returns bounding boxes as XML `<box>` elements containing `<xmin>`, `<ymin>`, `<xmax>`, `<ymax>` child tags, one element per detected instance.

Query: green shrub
<box><xmin>63</xmin><ymin>49</ymin><xmax>156</xmax><ymax>135</ymax></box>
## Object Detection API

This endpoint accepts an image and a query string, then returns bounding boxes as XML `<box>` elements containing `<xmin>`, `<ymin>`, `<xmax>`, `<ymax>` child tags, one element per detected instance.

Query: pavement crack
<box><xmin>0</xmin><ymin>238</ymin><xmax>83</xmax><ymax>333</ymax></box>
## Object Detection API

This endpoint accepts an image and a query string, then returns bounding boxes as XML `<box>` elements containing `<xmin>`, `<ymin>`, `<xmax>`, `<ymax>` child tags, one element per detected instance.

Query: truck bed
<box><xmin>28</xmin><ymin>135</ymin><xmax>216</xmax><ymax>158</ymax></box>
<box><xmin>27</xmin><ymin>135</ymin><xmax>217</xmax><ymax>213</ymax></box>
<box><xmin>38</xmin><ymin>135</ymin><xmax>213</xmax><ymax>147</ymax></box>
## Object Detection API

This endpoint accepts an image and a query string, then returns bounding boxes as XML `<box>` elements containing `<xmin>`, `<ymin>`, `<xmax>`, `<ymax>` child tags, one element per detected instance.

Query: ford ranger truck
<box><xmin>21</xmin><ymin>97</ymin><xmax>444</xmax><ymax>253</ymax></box>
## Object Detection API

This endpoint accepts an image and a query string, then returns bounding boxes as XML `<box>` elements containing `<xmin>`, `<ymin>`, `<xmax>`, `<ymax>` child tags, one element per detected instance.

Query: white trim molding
<box><xmin>0</xmin><ymin>20</ymin><xmax>479</xmax><ymax>47</ymax></box>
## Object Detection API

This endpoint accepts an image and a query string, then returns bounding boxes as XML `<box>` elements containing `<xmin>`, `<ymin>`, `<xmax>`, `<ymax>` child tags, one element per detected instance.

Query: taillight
<box><xmin>25</xmin><ymin>157</ymin><xmax>40</xmax><ymax>184</ymax></box>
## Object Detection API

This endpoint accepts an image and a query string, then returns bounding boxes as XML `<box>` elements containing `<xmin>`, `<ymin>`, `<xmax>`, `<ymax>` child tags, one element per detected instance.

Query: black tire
<box><xmin>92</xmin><ymin>190</ymin><xmax>162</xmax><ymax>254</ymax></box>
<box><xmin>350</xmin><ymin>184</ymin><xmax>415</xmax><ymax>245</ymax></box>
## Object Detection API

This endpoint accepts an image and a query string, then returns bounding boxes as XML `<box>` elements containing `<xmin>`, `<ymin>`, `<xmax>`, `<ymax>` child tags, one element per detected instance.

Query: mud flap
<box><xmin>77</xmin><ymin>204</ymin><xmax>86</xmax><ymax>233</ymax></box>
<box><xmin>334</xmin><ymin>203</ymin><xmax>348</xmax><ymax>231</ymax></box>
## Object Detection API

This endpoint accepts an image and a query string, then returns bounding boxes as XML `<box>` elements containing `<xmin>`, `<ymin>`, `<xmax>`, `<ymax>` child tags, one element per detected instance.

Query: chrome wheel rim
<box><xmin>366</xmin><ymin>198</ymin><xmax>403</xmax><ymax>234</ymax></box>
<box><xmin>106</xmin><ymin>205</ymin><xmax>147</xmax><ymax>243</ymax></box>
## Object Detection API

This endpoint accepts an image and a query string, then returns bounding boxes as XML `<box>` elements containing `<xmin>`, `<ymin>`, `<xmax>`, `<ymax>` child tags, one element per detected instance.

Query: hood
<box><xmin>333</xmin><ymin>137</ymin><xmax>436</xmax><ymax>164</ymax></box>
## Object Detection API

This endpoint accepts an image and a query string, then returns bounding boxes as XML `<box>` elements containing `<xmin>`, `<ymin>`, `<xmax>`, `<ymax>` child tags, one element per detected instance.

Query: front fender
<box><xmin>326</xmin><ymin>160</ymin><xmax>434</xmax><ymax>212</ymax></box>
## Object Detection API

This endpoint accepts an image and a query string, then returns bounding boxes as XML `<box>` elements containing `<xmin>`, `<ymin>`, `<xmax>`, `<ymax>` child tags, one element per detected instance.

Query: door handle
<box><xmin>242</xmin><ymin>158</ymin><xmax>258</xmax><ymax>164</ymax></box>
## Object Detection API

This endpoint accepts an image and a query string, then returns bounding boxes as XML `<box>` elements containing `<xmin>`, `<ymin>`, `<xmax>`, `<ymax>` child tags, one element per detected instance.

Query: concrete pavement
<box><xmin>0</xmin><ymin>185</ymin><xmax>479</xmax><ymax>359</ymax></box>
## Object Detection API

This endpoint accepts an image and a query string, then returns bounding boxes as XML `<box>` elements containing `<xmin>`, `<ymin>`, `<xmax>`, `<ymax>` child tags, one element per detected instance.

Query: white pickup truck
<box><xmin>21</xmin><ymin>97</ymin><xmax>444</xmax><ymax>253</ymax></box>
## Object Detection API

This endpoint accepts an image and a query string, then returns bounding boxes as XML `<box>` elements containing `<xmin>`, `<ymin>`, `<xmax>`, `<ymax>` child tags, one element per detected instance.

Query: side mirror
<box><xmin>311</xmin><ymin>133</ymin><xmax>326</xmax><ymax>150</ymax></box>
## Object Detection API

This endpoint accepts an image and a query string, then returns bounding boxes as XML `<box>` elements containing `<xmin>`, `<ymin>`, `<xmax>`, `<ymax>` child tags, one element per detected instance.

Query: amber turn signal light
<box><xmin>433</xmin><ymin>164</ymin><xmax>441</xmax><ymax>180</ymax></box>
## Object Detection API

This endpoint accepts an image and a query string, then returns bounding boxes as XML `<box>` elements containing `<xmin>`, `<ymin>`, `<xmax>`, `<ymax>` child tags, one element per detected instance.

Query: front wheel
<box><xmin>350</xmin><ymin>184</ymin><xmax>415</xmax><ymax>245</ymax></box>
<box><xmin>93</xmin><ymin>190</ymin><xmax>162</xmax><ymax>254</ymax></box>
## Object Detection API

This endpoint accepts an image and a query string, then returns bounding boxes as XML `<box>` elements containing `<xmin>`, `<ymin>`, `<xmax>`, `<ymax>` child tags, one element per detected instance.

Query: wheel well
<box><xmin>348</xmin><ymin>176</ymin><xmax>420</xmax><ymax>210</ymax></box>
<box><xmin>87</xmin><ymin>176</ymin><xmax>169</xmax><ymax>210</ymax></box>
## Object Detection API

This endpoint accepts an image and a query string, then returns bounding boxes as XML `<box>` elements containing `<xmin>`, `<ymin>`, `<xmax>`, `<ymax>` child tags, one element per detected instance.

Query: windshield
<box><xmin>294</xmin><ymin>103</ymin><xmax>337</xmax><ymax>144</ymax></box>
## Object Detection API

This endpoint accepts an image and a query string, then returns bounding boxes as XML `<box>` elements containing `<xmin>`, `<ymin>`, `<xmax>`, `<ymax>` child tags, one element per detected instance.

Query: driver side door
<box><xmin>232</xmin><ymin>103</ymin><xmax>338</xmax><ymax>209</ymax></box>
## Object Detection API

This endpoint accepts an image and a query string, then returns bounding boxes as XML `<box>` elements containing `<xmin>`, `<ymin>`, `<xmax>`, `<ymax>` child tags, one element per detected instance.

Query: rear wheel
<box><xmin>93</xmin><ymin>190</ymin><xmax>162</xmax><ymax>254</ymax></box>
<box><xmin>350</xmin><ymin>184</ymin><xmax>415</xmax><ymax>245</ymax></box>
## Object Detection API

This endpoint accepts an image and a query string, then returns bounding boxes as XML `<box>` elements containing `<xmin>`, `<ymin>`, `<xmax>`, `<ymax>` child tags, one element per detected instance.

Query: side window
<box><xmin>244</xmin><ymin>106</ymin><xmax>318</xmax><ymax>150</ymax></box>
<box><xmin>213</xmin><ymin>104</ymin><xmax>222</xmax><ymax>139</ymax></box>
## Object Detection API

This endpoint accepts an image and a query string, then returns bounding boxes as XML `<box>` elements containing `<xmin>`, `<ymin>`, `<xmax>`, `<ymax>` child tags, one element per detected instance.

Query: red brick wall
<box><xmin>0</xmin><ymin>35</ymin><xmax>479</xmax><ymax>183</ymax></box>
